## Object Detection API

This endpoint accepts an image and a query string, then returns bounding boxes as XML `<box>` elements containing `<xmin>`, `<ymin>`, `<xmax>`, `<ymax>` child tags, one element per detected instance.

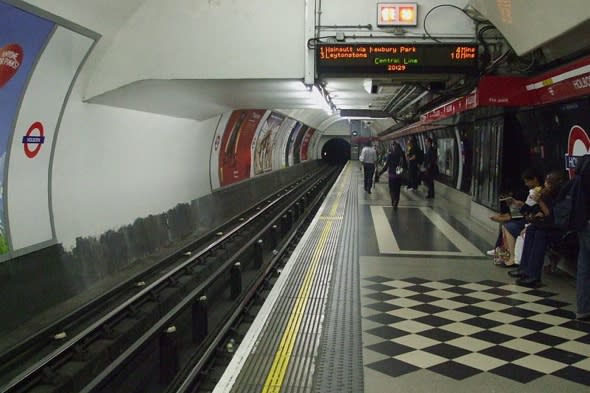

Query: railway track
<box><xmin>0</xmin><ymin>164</ymin><xmax>340</xmax><ymax>393</ymax></box>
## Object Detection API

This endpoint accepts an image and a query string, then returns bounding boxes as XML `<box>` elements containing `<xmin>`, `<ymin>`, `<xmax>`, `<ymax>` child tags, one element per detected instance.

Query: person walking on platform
<box><xmin>379</xmin><ymin>142</ymin><xmax>407</xmax><ymax>210</ymax></box>
<box><xmin>359</xmin><ymin>141</ymin><xmax>377</xmax><ymax>194</ymax></box>
<box><xmin>423</xmin><ymin>137</ymin><xmax>438</xmax><ymax>199</ymax></box>
<box><xmin>405</xmin><ymin>137</ymin><xmax>422</xmax><ymax>190</ymax></box>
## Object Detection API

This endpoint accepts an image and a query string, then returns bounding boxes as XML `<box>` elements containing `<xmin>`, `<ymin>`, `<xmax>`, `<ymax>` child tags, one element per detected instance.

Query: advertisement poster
<box><xmin>284</xmin><ymin>122</ymin><xmax>302</xmax><ymax>168</ymax></box>
<box><xmin>273</xmin><ymin>117</ymin><xmax>297</xmax><ymax>170</ymax></box>
<box><xmin>252</xmin><ymin>111</ymin><xmax>285</xmax><ymax>176</ymax></box>
<box><xmin>299</xmin><ymin>127</ymin><xmax>316</xmax><ymax>162</ymax></box>
<box><xmin>0</xmin><ymin>2</ymin><xmax>54</xmax><ymax>255</ymax></box>
<box><xmin>308</xmin><ymin>126</ymin><xmax>322</xmax><ymax>161</ymax></box>
<box><xmin>291</xmin><ymin>125</ymin><xmax>308</xmax><ymax>165</ymax></box>
<box><xmin>218</xmin><ymin>110</ymin><xmax>265</xmax><ymax>187</ymax></box>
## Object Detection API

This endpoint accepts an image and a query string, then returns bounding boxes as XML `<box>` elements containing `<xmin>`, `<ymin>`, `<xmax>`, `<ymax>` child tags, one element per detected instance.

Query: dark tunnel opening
<box><xmin>321</xmin><ymin>138</ymin><xmax>351</xmax><ymax>165</ymax></box>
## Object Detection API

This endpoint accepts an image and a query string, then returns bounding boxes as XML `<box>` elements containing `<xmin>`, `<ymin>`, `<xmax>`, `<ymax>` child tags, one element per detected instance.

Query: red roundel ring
<box><xmin>23</xmin><ymin>121</ymin><xmax>44</xmax><ymax>158</ymax></box>
<box><xmin>567</xmin><ymin>125</ymin><xmax>590</xmax><ymax>177</ymax></box>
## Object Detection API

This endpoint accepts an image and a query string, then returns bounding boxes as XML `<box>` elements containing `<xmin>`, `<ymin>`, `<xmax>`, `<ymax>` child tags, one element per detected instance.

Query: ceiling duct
<box><xmin>384</xmin><ymin>85</ymin><xmax>418</xmax><ymax>114</ymax></box>
<box><xmin>382</xmin><ymin>84</ymin><xmax>411</xmax><ymax>112</ymax></box>
<box><xmin>339</xmin><ymin>109</ymin><xmax>392</xmax><ymax>118</ymax></box>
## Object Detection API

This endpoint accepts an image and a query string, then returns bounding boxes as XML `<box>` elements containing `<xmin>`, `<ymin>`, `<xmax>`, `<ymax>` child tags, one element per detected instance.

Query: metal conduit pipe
<box><xmin>336</xmin><ymin>34</ymin><xmax>475</xmax><ymax>40</ymax></box>
<box><xmin>396</xmin><ymin>90</ymin><xmax>429</xmax><ymax>116</ymax></box>
<box><xmin>318</xmin><ymin>24</ymin><xmax>373</xmax><ymax>29</ymax></box>
<box><xmin>315</xmin><ymin>0</ymin><xmax>322</xmax><ymax>38</ymax></box>
<box><xmin>386</xmin><ymin>85</ymin><xmax>418</xmax><ymax>114</ymax></box>
<box><xmin>383</xmin><ymin>84</ymin><xmax>411</xmax><ymax>112</ymax></box>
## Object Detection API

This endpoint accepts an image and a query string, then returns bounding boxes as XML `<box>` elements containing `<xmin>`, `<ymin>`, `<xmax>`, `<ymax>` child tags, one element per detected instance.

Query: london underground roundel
<box><xmin>22</xmin><ymin>121</ymin><xmax>45</xmax><ymax>158</ymax></box>
<box><xmin>566</xmin><ymin>125</ymin><xmax>590</xmax><ymax>178</ymax></box>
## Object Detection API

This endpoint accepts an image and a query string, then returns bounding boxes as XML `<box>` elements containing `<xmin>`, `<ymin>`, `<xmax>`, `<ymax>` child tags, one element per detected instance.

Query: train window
<box><xmin>437</xmin><ymin>138</ymin><xmax>455</xmax><ymax>177</ymax></box>
<box><xmin>459</xmin><ymin>126</ymin><xmax>473</xmax><ymax>193</ymax></box>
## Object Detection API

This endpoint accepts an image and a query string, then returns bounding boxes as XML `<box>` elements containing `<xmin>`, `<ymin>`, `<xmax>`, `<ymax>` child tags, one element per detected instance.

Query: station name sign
<box><xmin>317</xmin><ymin>43</ymin><xmax>478</xmax><ymax>76</ymax></box>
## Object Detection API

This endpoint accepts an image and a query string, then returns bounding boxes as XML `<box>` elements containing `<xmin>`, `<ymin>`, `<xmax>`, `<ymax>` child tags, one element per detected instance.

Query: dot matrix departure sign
<box><xmin>317</xmin><ymin>43</ymin><xmax>478</xmax><ymax>76</ymax></box>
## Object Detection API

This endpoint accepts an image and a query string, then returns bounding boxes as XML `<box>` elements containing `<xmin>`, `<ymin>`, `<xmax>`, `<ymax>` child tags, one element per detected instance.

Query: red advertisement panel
<box><xmin>420</xmin><ymin>90</ymin><xmax>478</xmax><ymax>122</ymax></box>
<box><xmin>292</xmin><ymin>125</ymin><xmax>308</xmax><ymax>165</ymax></box>
<box><xmin>218</xmin><ymin>110</ymin><xmax>265</xmax><ymax>187</ymax></box>
<box><xmin>299</xmin><ymin>128</ymin><xmax>316</xmax><ymax>161</ymax></box>
<box><xmin>477</xmin><ymin>75</ymin><xmax>530</xmax><ymax>106</ymax></box>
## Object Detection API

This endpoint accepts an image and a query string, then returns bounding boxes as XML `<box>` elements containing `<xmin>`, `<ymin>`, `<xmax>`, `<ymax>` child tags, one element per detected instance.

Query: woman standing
<box><xmin>379</xmin><ymin>142</ymin><xmax>407</xmax><ymax>210</ymax></box>
<box><xmin>405</xmin><ymin>138</ymin><xmax>421</xmax><ymax>190</ymax></box>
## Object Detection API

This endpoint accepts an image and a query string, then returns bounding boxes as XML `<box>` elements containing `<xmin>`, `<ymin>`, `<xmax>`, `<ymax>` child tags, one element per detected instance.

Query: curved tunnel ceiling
<box><xmin>27</xmin><ymin>0</ymin><xmax>590</xmax><ymax>135</ymax></box>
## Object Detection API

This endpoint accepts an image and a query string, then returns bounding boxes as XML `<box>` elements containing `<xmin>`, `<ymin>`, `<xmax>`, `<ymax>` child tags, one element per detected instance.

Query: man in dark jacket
<box><xmin>379</xmin><ymin>142</ymin><xmax>407</xmax><ymax>210</ymax></box>
<box><xmin>423</xmin><ymin>137</ymin><xmax>438</xmax><ymax>199</ymax></box>
<box><xmin>576</xmin><ymin>155</ymin><xmax>590</xmax><ymax>322</ymax></box>
<box><xmin>405</xmin><ymin>137</ymin><xmax>421</xmax><ymax>190</ymax></box>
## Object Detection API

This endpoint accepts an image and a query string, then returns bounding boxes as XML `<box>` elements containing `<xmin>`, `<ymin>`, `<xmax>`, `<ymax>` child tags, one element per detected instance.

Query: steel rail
<box><xmin>80</xmin><ymin>169</ymin><xmax>335</xmax><ymax>393</ymax></box>
<box><xmin>0</xmin><ymin>168</ymin><xmax>331</xmax><ymax>393</ymax></box>
<box><xmin>172</xmin><ymin>181</ymin><xmax>328</xmax><ymax>393</ymax></box>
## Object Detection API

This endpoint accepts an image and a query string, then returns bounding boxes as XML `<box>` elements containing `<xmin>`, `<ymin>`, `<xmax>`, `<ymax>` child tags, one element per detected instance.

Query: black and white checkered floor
<box><xmin>362</xmin><ymin>276</ymin><xmax>590</xmax><ymax>386</ymax></box>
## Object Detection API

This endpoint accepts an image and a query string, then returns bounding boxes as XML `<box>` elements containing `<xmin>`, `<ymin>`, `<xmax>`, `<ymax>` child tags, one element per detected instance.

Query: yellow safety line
<box><xmin>260</xmin><ymin>165</ymin><xmax>349</xmax><ymax>392</ymax></box>
<box><xmin>261</xmin><ymin>220</ymin><xmax>333</xmax><ymax>393</ymax></box>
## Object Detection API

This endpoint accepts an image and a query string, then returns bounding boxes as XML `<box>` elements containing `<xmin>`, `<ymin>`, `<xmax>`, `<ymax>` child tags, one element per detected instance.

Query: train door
<box><xmin>472</xmin><ymin>116</ymin><xmax>503</xmax><ymax>210</ymax></box>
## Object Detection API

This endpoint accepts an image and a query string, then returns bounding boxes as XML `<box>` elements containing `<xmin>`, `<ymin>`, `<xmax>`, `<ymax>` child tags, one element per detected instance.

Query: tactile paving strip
<box><xmin>311</xmin><ymin>167</ymin><xmax>364</xmax><ymax>393</ymax></box>
<box><xmin>228</xmin><ymin>165</ymin><xmax>352</xmax><ymax>393</ymax></box>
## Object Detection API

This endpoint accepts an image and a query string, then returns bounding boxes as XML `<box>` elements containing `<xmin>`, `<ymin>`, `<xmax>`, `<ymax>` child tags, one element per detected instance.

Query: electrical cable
<box><xmin>423</xmin><ymin>4</ymin><xmax>478</xmax><ymax>43</ymax></box>
<box><xmin>512</xmin><ymin>50</ymin><xmax>538</xmax><ymax>73</ymax></box>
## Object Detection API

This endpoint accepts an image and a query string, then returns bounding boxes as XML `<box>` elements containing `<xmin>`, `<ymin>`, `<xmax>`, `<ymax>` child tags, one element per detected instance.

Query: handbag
<box><xmin>395</xmin><ymin>165</ymin><xmax>404</xmax><ymax>175</ymax></box>
<box><xmin>514</xmin><ymin>232</ymin><xmax>525</xmax><ymax>264</ymax></box>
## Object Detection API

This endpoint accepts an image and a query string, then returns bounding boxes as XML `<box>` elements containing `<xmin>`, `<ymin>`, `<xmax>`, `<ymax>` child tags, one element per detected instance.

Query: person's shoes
<box><xmin>368</xmin><ymin>189</ymin><xmax>372</xmax><ymax>194</ymax></box>
<box><xmin>494</xmin><ymin>257</ymin><xmax>507</xmax><ymax>265</ymax></box>
<box><xmin>488</xmin><ymin>248</ymin><xmax>509</xmax><ymax>258</ymax></box>
<box><xmin>497</xmin><ymin>261</ymin><xmax>516</xmax><ymax>268</ymax></box>
<box><xmin>516</xmin><ymin>277</ymin><xmax>541</xmax><ymax>288</ymax></box>
<box><xmin>508</xmin><ymin>269</ymin><xmax>525</xmax><ymax>278</ymax></box>
<box><xmin>426</xmin><ymin>194</ymin><xmax>434</xmax><ymax>199</ymax></box>
<box><xmin>490</xmin><ymin>213</ymin><xmax>511</xmax><ymax>223</ymax></box>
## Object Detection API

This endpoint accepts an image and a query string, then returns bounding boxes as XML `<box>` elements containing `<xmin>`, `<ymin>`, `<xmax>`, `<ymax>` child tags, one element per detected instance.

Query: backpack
<box><xmin>552</xmin><ymin>157</ymin><xmax>590</xmax><ymax>232</ymax></box>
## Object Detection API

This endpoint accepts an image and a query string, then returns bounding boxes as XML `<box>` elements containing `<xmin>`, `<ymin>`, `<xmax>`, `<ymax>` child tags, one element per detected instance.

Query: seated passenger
<box><xmin>487</xmin><ymin>187</ymin><xmax>528</xmax><ymax>261</ymax></box>
<box><xmin>493</xmin><ymin>168</ymin><xmax>544</xmax><ymax>267</ymax></box>
<box><xmin>508</xmin><ymin>170</ymin><xmax>568</xmax><ymax>287</ymax></box>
